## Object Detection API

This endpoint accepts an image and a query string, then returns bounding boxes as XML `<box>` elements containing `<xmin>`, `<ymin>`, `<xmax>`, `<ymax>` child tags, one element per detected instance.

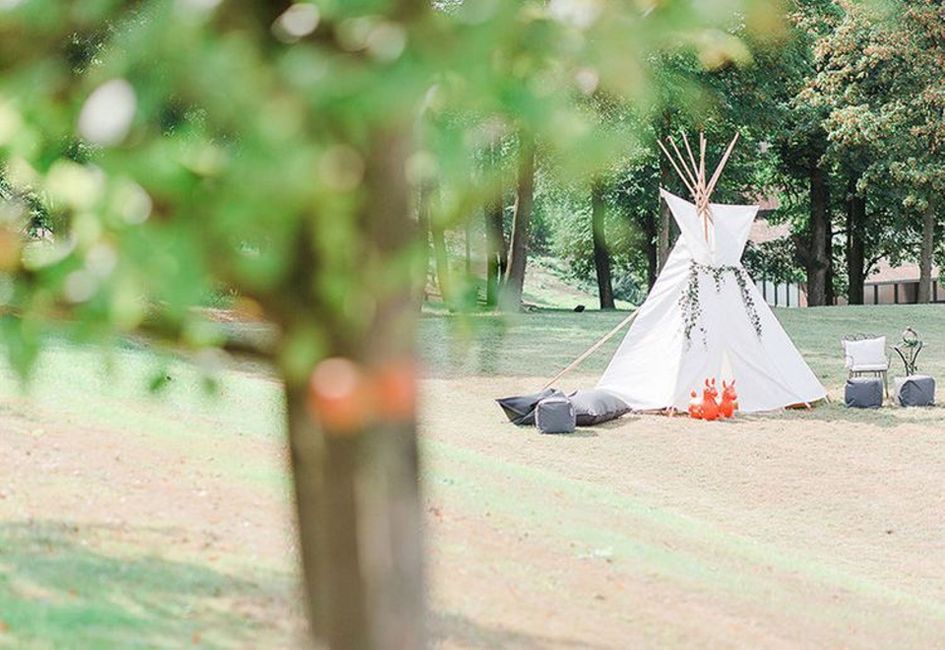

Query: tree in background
<box><xmin>590</xmin><ymin>177</ymin><xmax>615</xmax><ymax>309</ymax></box>
<box><xmin>484</xmin><ymin>142</ymin><xmax>508</xmax><ymax>306</ymax></box>
<box><xmin>504</xmin><ymin>132</ymin><xmax>535</xmax><ymax>309</ymax></box>
<box><xmin>810</xmin><ymin>0</ymin><xmax>945</xmax><ymax>303</ymax></box>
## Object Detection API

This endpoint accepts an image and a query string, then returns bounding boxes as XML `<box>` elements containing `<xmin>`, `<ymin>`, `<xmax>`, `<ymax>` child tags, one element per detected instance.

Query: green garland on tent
<box><xmin>680</xmin><ymin>262</ymin><xmax>707</xmax><ymax>346</ymax></box>
<box><xmin>679</xmin><ymin>261</ymin><xmax>763</xmax><ymax>347</ymax></box>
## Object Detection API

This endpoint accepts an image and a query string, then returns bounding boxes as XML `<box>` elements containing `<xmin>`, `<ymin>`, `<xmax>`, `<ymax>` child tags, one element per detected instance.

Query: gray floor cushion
<box><xmin>569</xmin><ymin>389</ymin><xmax>630</xmax><ymax>425</ymax></box>
<box><xmin>535</xmin><ymin>395</ymin><xmax>576</xmax><ymax>434</ymax></box>
<box><xmin>844</xmin><ymin>376</ymin><xmax>883</xmax><ymax>408</ymax></box>
<box><xmin>496</xmin><ymin>388</ymin><xmax>564</xmax><ymax>425</ymax></box>
<box><xmin>894</xmin><ymin>375</ymin><xmax>935</xmax><ymax>407</ymax></box>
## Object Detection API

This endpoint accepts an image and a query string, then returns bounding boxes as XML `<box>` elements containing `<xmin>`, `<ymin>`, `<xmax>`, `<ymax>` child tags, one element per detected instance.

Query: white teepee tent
<box><xmin>596</xmin><ymin>134</ymin><xmax>826</xmax><ymax>412</ymax></box>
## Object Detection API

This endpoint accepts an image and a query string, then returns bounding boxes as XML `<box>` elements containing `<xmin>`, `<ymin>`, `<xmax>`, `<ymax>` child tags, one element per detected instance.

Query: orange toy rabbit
<box><xmin>701</xmin><ymin>378</ymin><xmax>720</xmax><ymax>421</ymax></box>
<box><xmin>719</xmin><ymin>380</ymin><xmax>738</xmax><ymax>418</ymax></box>
<box><xmin>688</xmin><ymin>390</ymin><xmax>703</xmax><ymax>419</ymax></box>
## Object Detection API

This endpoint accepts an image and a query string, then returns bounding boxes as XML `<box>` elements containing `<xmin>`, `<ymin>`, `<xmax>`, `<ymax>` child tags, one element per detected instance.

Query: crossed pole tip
<box><xmin>659</xmin><ymin>131</ymin><xmax>739</xmax><ymax>242</ymax></box>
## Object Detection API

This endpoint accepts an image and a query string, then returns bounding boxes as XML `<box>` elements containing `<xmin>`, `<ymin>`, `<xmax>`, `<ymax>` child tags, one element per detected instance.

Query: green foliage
<box><xmin>743</xmin><ymin>238</ymin><xmax>805</xmax><ymax>284</ymax></box>
<box><xmin>0</xmin><ymin>0</ymin><xmax>786</xmax><ymax>374</ymax></box>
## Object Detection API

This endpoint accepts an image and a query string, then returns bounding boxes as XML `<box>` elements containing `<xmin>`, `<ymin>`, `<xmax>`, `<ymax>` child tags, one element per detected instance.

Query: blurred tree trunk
<box><xmin>504</xmin><ymin>131</ymin><xmax>534</xmax><ymax>309</ymax></box>
<box><xmin>918</xmin><ymin>198</ymin><xmax>936</xmax><ymax>303</ymax></box>
<box><xmin>806</xmin><ymin>165</ymin><xmax>830</xmax><ymax>306</ymax></box>
<box><xmin>846</xmin><ymin>177</ymin><xmax>866</xmax><ymax>304</ymax></box>
<box><xmin>657</xmin><ymin>124</ymin><xmax>672</xmax><ymax>271</ymax></box>
<box><xmin>281</xmin><ymin>130</ymin><xmax>424</xmax><ymax>649</ymax></box>
<box><xmin>591</xmin><ymin>179</ymin><xmax>615</xmax><ymax>310</ymax></box>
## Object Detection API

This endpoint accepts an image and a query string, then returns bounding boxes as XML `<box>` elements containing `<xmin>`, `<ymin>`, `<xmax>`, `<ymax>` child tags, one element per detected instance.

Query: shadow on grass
<box><xmin>430</xmin><ymin>610</ymin><xmax>610</xmax><ymax>650</ymax></box>
<box><xmin>0</xmin><ymin>520</ymin><xmax>299</xmax><ymax>649</ymax></box>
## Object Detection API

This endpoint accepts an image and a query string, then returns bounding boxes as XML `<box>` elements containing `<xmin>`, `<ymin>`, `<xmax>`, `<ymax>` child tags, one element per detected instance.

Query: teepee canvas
<box><xmin>597</xmin><ymin>134</ymin><xmax>826</xmax><ymax>412</ymax></box>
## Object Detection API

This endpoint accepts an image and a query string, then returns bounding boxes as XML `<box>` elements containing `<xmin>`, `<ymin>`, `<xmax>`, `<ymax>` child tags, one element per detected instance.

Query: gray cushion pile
<box><xmin>497</xmin><ymin>388</ymin><xmax>629</xmax><ymax>434</ymax></box>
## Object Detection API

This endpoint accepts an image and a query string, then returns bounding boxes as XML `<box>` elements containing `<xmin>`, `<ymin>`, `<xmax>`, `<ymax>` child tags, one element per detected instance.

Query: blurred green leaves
<box><xmin>0</xmin><ymin>0</ymin><xmax>784</xmax><ymax>375</ymax></box>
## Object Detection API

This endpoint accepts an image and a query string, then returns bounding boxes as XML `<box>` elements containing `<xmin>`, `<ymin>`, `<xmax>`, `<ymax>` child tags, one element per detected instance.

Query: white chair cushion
<box><xmin>843</xmin><ymin>337</ymin><xmax>887</xmax><ymax>370</ymax></box>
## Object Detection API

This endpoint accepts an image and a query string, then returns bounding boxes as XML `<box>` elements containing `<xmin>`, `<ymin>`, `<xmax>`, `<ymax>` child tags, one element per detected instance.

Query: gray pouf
<box><xmin>845</xmin><ymin>376</ymin><xmax>884</xmax><ymax>408</ymax></box>
<box><xmin>894</xmin><ymin>375</ymin><xmax>935</xmax><ymax>407</ymax></box>
<box><xmin>535</xmin><ymin>395</ymin><xmax>576</xmax><ymax>434</ymax></box>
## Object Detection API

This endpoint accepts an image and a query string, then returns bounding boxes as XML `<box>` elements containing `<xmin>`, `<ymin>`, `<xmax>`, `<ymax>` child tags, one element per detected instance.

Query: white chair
<box><xmin>842</xmin><ymin>335</ymin><xmax>890</xmax><ymax>397</ymax></box>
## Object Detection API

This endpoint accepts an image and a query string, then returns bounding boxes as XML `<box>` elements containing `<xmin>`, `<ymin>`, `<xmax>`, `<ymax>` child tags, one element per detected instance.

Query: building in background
<box><xmin>859</xmin><ymin>262</ymin><xmax>945</xmax><ymax>305</ymax></box>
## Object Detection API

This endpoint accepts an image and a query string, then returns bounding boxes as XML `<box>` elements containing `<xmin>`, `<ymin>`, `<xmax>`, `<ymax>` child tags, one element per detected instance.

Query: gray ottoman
<box><xmin>894</xmin><ymin>375</ymin><xmax>935</xmax><ymax>407</ymax></box>
<box><xmin>535</xmin><ymin>395</ymin><xmax>576</xmax><ymax>434</ymax></box>
<box><xmin>845</xmin><ymin>377</ymin><xmax>884</xmax><ymax>408</ymax></box>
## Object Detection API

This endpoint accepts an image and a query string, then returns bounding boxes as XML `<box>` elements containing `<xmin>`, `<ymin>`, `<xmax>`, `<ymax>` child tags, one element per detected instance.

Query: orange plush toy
<box><xmin>701</xmin><ymin>378</ymin><xmax>720</xmax><ymax>421</ymax></box>
<box><xmin>719</xmin><ymin>380</ymin><xmax>738</xmax><ymax>418</ymax></box>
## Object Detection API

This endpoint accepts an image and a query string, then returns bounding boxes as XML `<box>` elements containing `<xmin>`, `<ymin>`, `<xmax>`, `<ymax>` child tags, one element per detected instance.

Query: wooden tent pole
<box><xmin>666</xmin><ymin>137</ymin><xmax>700</xmax><ymax>191</ymax></box>
<box><xmin>697</xmin><ymin>132</ymin><xmax>709</xmax><ymax>241</ymax></box>
<box><xmin>656</xmin><ymin>140</ymin><xmax>696</xmax><ymax>196</ymax></box>
<box><xmin>699</xmin><ymin>131</ymin><xmax>707</xmax><ymax>187</ymax></box>
<box><xmin>681</xmin><ymin>132</ymin><xmax>701</xmax><ymax>186</ymax></box>
<box><xmin>541</xmin><ymin>309</ymin><xmax>640</xmax><ymax>390</ymax></box>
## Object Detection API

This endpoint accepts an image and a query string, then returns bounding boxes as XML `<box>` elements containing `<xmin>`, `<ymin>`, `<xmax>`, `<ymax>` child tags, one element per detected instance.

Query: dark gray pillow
<box><xmin>844</xmin><ymin>377</ymin><xmax>883</xmax><ymax>409</ymax></box>
<box><xmin>895</xmin><ymin>375</ymin><xmax>935</xmax><ymax>407</ymax></box>
<box><xmin>496</xmin><ymin>388</ymin><xmax>564</xmax><ymax>425</ymax></box>
<box><xmin>569</xmin><ymin>389</ymin><xmax>630</xmax><ymax>425</ymax></box>
<box><xmin>535</xmin><ymin>395</ymin><xmax>576</xmax><ymax>434</ymax></box>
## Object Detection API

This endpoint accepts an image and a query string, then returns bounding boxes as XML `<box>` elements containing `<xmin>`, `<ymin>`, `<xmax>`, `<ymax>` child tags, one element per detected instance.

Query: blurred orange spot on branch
<box><xmin>307</xmin><ymin>357</ymin><xmax>370</xmax><ymax>436</ymax></box>
<box><xmin>307</xmin><ymin>357</ymin><xmax>418</xmax><ymax>434</ymax></box>
<box><xmin>374</xmin><ymin>359</ymin><xmax>417</xmax><ymax>422</ymax></box>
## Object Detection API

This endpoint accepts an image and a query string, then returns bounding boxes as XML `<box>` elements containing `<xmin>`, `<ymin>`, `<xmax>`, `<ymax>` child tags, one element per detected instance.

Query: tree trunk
<box><xmin>643</xmin><ymin>208</ymin><xmax>658</xmax><ymax>289</ymax></box>
<box><xmin>825</xmin><ymin>226</ymin><xmax>834</xmax><ymax>306</ymax></box>
<box><xmin>591</xmin><ymin>179</ymin><xmax>615</xmax><ymax>310</ymax></box>
<box><xmin>656</xmin><ymin>112</ymin><xmax>674</xmax><ymax>271</ymax></box>
<box><xmin>503</xmin><ymin>131</ymin><xmax>534</xmax><ymax>309</ymax></box>
<box><xmin>284</xmin><ymin>378</ymin><xmax>423</xmax><ymax>649</ymax></box>
<box><xmin>484</xmin><ymin>141</ymin><xmax>507</xmax><ymax>307</ymax></box>
<box><xmin>845</xmin><ymin>178</ymin><xmax>866</xmax><ymax>305</ymax></box>
<box><xmin>282</xmin><ymin>130</ymin><xmax>424</xmax><ymax>649</ymax></box>
<box><xmin>918</xmin><ymin>199</ymin><xmax>936</xmax><ymax>303</ymax></box>
<box><xmin>485</xmin><ymin>196</ymin><xmax>506</xmax><ymax>307</ymax></box>
<box><xmin>807</xmin><ymin>165</ymin><xmax>830</xmax><ymax>306</ymax></box>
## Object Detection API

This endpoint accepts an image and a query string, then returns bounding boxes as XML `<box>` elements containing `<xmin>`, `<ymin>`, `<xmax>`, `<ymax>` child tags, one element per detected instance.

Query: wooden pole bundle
<box><xmin>659</xmin><ymin>131</ymin><xmax>740</xmax><ymax>242</ymax></box>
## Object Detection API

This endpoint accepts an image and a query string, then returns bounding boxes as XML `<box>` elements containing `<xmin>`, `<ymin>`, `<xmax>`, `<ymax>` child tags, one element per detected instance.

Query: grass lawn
<box><xmin>2</xmin><ymin>304</ymin><xmax>945</xmax><ymax>647</ymax></box>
